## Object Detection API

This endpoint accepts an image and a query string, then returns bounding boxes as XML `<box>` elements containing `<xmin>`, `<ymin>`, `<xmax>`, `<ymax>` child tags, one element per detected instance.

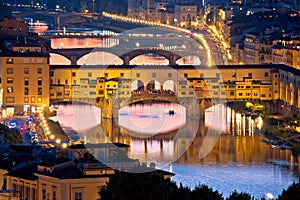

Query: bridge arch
<box><xmin>77</xmin><ymin>51</ymin><xmax>123</xmax><ymax>65</ymax></box>
<box><xmin>130</xmin><ymin>53</ymin><xmax>169</xmax><ymax>65</ymax></box>
<box><xmin>121</xmin><ymin>49</ymin><xmax>183</xmax><ymax>65</ymax></box>
<box><xmin>49</xmin><ymin>53</ymin><xmax>71</xmax><ymax>65</ymax></box>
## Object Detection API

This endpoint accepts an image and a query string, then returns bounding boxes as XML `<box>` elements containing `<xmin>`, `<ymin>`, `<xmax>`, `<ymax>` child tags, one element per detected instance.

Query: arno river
<box><xmin>51</xmin><ymin>103</ymin><xmax>299</xmax><ymax>198</ymax></box>
<box><xmin>27</xmin><ymin>18</ymin><xmax>299</xmax><ymax>199</ymax></box>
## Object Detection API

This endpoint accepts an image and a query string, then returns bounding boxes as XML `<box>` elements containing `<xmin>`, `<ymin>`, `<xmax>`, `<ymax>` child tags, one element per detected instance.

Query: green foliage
<box><xmin>245</xmin><ymin>102</ymin><xmax>264</xmax><ymax>112</ymax></box>
<box><xmin>0</xmin><ymin>123</ymin><xmax>22</xmax><ymax>144</ymax></box>
<box><xmin>277</xmin><ymin>182</ymin><xmax>300</xmax><ymax>200</ymax></box>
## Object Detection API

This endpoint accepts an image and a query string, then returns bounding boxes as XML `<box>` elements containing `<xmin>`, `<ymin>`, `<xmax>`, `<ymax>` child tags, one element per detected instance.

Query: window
<box><xmin>38</xmin><ymin>97</ymin><xmax>42</xmax><ymax>103</ymax></box>
<box><xmin>58</xmin><ymin>79</ymin><xmax>61</xmax><ymax>85</ymax></box>
<box><xmin>31</xmin><ymin>97</ymin><xmax>36</xmax><ymax>103</ymax></box>
<box><xmin>38</xmin><ymin>78</ymin><xmax>42</xmax><ymax>86</ymax></box>
<box><xmin>32</xmin><ymin>187</ymin><xmax>37</xmax><ymax>200</ymax></box>
<box><xmin>246</xmin><ymin>92</ymin><xmax>251</xmax><ymax>96</ymax></box>
<box><xmin>120</xmin><ymin>73</ymin><xmax>124</xmax><ymax>77</ymax></box>
<box><xmin>74</xmin><ymin>191</ymin><xmax>83</xmax><ymax>200</ymax></box>
<box><xmin>168</xmin><ymin>73</ymin><xmax>172</xmax><ymax>78</ymax></box>
<box><xmin>38</xmin><ymin>88</ymin><xmax>42</xmax><ymax>95</ymax></box>
<box><xmin>52</xmin><ymin>186</ymin><xmax>57</xmax><ymax>200</ymax></box>
<box><xmin>238</xmin><ymin>93</ymin><xmax>242</xmax><ymax>96</ymax></box>
<box><xmin>254</xmin><ymin>93</ymin><xmax>259</xmax><ymax>96</ymax></box>
<box><xmin>98</xmin><ymin>90</ymin><xmax>104</xmax><ymax>95</ymax></box>
<box><xmin>7</xmin><ymin>68</ymin><xmax>13</xmax><ymax>74</ymax></box>
<box><xmin>181</xmin><ymin>92</ymin><xmax>186</xmax><ymax>95</ymax></box>
<box><xmin>216</xmin><ymin>73</ymin><xmax>220</xmax><ymax>78</ymax></box>
<box><xmin>24</xmin><ymin>97</ymin><xmax>29</xmax><ymax>102</ymax></box>
<box><xmin>24</xmin><ymin>88</ymin><xmax>29</xmax><ymax>95</ymax></box>
<box><xmin>72</xmin><ymin>72</ymin><xmax>76</xmax><ymax>77</ymax></box>
<box><xmin>184</xmin><ymin>73</ymin><xmax>188</xmax><ymax>78</ymax></box>
<box><xmin>230</xmin><ymin>91</ymin><xmax>234</xmax><ymax>96</ymax></box>
<box><xmin>104</xmin><ymin>73</ymin><xmax>108</xmax><ymax>77</ymax></box>
<box><xmin>6</xmin><ymin>58</ymin><xmax>14</xmax><ymax>64</ymax></box>
<box><xmin>152</xmin><ymin>73</ymin><xmax>156</xmax><ymax>78</ymax></box>
<box><xmin>7</xmin><ymin>87</ymin><xmax>13</xmax><ymax>93</ymax></box>
<box><xmin>265</xmin><ymin>72</ymin><xmax>269</xmax><ymax>77</ymax></box>
<box><xmin>6</xmin><ymin>97</ymin><xmax>14</xmax><ymax>103</ymax></box>
<box><xmin>24</xmin><ymin>78</ymin><xmax>29</xmax><ymax>86</ymax></box>
<box><xmin>88</xmin><ymin>72</ymin><xmax>92</xmax><ymax>77</ymax></box>
<box><xmin>65</xmin><ymin>80</ymin><xmax>68</xmax><ymax>85</ymax></box>
<box><xmin>42</xmin><ymin>184</ymin><xmax>46</xmax><ymax>200</ymax></box>
<box><xmin>248</xmin><ymin>73</ymin><xmax>252</xmax><ymax>77</ymax></box>
<box><xmin>136</xmin><ymin>73</ymin><xmax>140</xmax><ymax>78</ymax></box>
<box><xmin>7</xmin><ymin>78</ymin><xmax>13</xmax><ymax>84</ymax></box>
<box><xmin>38</xmin><ymin>68</ymin><xmax>42</xmax><ymax>74</ymax></box>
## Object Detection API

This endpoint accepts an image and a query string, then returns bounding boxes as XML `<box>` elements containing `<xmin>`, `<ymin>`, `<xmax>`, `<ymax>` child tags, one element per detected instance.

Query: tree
<box><xmin>226</xmin><ymin>191</ymin><xmax>253</xmax><ymax>200</ymax></box>
<box><xmin>99</xmin><ymin>170</ymin><xmax>224</xmax><ymax>200</ymax></box>
<box><xmin>277</xmin><ymin>182</ymin><xmax>300</xmax><ymax>200</ymax></box>
<box><xmin>0</xmin><ymin>123</ymin><xmax>22</xmax><ymax>144</ymax></box>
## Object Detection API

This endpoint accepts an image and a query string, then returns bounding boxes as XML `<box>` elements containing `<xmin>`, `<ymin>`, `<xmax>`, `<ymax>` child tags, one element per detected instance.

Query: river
<box><xmin>51</xmin><ymin>103</ymin><xmax>299</xmax><ymax>198</ymax></box>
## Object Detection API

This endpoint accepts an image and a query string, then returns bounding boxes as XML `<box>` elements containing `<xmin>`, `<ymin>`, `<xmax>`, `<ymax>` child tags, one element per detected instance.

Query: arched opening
<box><xmin>130</xmin><ymin>53</ymin><xmax>169</xmax><ymax>65</ymax></box>
<box><xmin>77</xmin><ymin>52</ymin><xmax>123</xmax><ymax>65</ymax></box>
<box><xmin>176</xmin><ymin>55</ymin><xmax>201</xmax><ymax>65</ymax></box>
<box><xmin>49</xmin><ymin>53</ymin><xmax>71</xmax><ymax>65</ymax></box>
<box><xmin>163</xmin><ymin>80</ymin><xmax>176</xmax><ymax>94</ymax></box>
<box><xmin>131</xmin><ymin>80</ymin><xmax>145</xmax><ymax>93</ymax></box>
<box><xmin>147</xmin><ymin>80</ymin><xmax>161</xmax><ymax>93</ymax></box>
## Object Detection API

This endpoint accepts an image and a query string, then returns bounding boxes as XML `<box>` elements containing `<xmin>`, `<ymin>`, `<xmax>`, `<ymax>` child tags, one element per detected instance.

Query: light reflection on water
<box><xmin>52</xmin><ymin>103</ymin><xmax>299</xmax><ymax>198</ymax></box>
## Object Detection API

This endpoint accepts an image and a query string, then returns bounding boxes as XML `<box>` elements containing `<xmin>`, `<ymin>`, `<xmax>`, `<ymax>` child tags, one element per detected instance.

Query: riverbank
<box><xmin>227</xmin><ymin>101</ymin><xmax>300</xmax><ymax>156</ymax></box>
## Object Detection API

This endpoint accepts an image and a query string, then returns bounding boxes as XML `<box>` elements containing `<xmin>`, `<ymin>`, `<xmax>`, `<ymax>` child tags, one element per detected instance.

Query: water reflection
<box><xmin>52</xmin><ymin>104</ymin><xmax>299</xmax><ymax>198</ymax></box>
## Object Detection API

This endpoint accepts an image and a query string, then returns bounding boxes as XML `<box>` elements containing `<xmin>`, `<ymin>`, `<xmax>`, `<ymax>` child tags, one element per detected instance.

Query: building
<box><xmin>0</xmin><ymin>38</ymin><xmax>50</xmax><ymax>115</ymax></box>
<box><xmin>175</xmin><ymin>4</ymin><xmax>198</xmax><ymax>27</ymax></box>
<box><xmin>0</xmin><ymin>143</ymin><xmax>173</xmax><ymax>200</ymax></box>
<box><xmin>0</xmin><ymin>18</ymin><xmax>50</xmax><ymax>116</ymax></box>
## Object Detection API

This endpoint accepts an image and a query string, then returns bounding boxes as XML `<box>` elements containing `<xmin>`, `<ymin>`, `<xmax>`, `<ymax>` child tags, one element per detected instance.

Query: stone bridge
<box><xmin>49</xmin><ymin>47</ymin><xmax>206</xmax><ymax>65</ymax></box>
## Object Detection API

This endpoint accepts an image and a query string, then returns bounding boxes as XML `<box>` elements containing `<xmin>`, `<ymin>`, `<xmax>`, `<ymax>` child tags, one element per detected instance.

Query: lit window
<box><xmin>6</xmin><ymin>58</ymin><xmax>14</xmax><ymax>64</ymax></box>
<box><xmin>7</xmin><ymin>78</ymin><xmax>13</xmax><ymax>84</ymax></box>
<box><xmin>24</xmin><ymin>97</ymin><xmax>29</xmax><ymax>103</ymax></box>
<box><xmin>31</xmin><ymin>97</ymin><xmax>36</xmax><ymax>103</ymax></box>
<box><xmin>6</xmin><ymin>97</ymin><xmax>14</xmax><ymax>103</ymax></box>
<box><xmin>38</xmin><ymin>78</ymin><xmax>42</xmax><ymax>86</ymax></box>
<box><xmin>7</xmin><ymin>87</ymin><xmax>13</xmax><ymax>93</ymax></box>
<box><xmin>37</xmin><ymin>97</ymin><xmax>42</xmax><ymax>103</ymax></box>
<box><xmin>24</xmin><ymin>78</ymin><xmax>29</xmax><ymax>86</ymax></box>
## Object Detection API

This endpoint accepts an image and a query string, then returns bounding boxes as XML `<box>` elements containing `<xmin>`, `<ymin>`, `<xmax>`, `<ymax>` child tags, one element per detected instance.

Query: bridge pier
<box><xmin>71</xmin><ymin>56</ymin><xmax>77</xmax><ymax>65</ymax></box>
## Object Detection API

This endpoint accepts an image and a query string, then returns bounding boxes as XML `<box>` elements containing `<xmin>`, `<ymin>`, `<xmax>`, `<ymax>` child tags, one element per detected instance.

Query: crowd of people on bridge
<box><xmin>131</xmin><ymin>89</ymin><xmax>175</xmax><ymax>95</ymax></box>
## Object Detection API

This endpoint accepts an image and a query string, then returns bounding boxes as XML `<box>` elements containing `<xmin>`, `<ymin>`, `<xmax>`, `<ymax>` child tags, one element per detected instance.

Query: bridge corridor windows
<box><xmin>131</xmin><ymin>80</ymin><xmax>145</xmax><ymax>93</ymax></box>
<box><xmin>163</xmin><ymin>80</ymin><xmax>176</xmax><ymax>93</ymax></box>
<box><xmin>146</xmin><ymin>80</ymin><xmax>161</xmax><ymax>93</ymax></box>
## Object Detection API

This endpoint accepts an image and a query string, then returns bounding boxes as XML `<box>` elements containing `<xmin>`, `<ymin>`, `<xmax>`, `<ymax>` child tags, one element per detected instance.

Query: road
<box><xmin>195</xmin><ymin>29</ymin><xmax>225</xmax><ymax>65</ymax></box>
